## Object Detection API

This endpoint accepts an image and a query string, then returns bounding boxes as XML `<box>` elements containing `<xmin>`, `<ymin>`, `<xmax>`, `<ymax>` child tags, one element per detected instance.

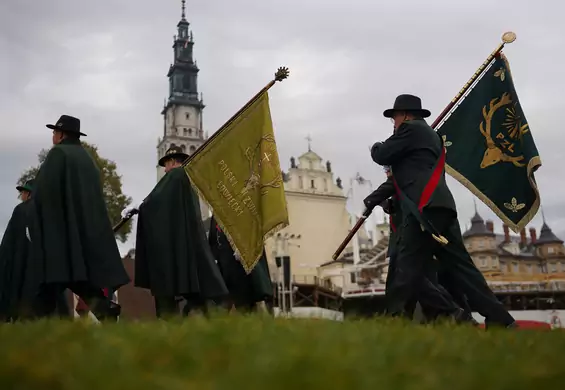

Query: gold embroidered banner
<box><xmin>437</xmin><ymin>53</ymin><xmax>542</xmax><ymax>232</ymax></box>
<box><xmin>184</xmin><ymin>91</ymin><xmax>288</xmax><ymax>273</ymax></box>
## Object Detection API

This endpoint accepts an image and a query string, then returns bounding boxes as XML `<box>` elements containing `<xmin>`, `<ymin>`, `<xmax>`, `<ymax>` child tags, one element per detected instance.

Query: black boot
<box><xmin>89</xmin><ymin>298</ymin><xmax>121</xmax><ymax>322</ymax></box>
<box><xmin>484</xmin><ymin>319</ymin><xmax>518</xmax><ymax>330</ymax></box>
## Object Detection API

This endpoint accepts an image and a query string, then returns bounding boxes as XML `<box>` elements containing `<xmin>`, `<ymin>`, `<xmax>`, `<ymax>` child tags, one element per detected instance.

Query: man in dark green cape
<box><xmin>0</xmin><ymin>180</ymin><xmax>38</xmax><ymax>321</ymax></box>
<box><xmin>123</xmin><ymin>145</ymin><xmax>228</xmax><ymax>318</ymax></box>
<box><xmin>208</xmin><ymin>215</ymin><xmax>273</xmax><ymax>314</ymax></box>
<box><xmin>31</xmin><ymin>115</ymin><xmax>128</xmax><ymax>321</ymax></box>
<box><xmin>0</xmin><ymin>179</ymin><xmax>71</xmax><ymax>322</ymax></box>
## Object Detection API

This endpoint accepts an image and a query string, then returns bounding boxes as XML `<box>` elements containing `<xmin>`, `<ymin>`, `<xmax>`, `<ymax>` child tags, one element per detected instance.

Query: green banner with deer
<box><xmin>437</xmin><ymin>53</ymin><xmax>541</xmax><ymax>233</ymax></box>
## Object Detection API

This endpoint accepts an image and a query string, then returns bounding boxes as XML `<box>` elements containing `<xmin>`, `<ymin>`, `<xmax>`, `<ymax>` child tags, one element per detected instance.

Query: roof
<box><xmin>298</xmin><ymin>150</ymin><xmax>323</xmax><ymax>162</ymax></box>
<box><xmin>493</xmin><ymin>233</ymin><xmax>540</xmax><ymax>260</ymax></box>
<box><xmin>462</xmin><ymin>212</ymin><xmax>495</xmax><ymax>238</ymax></box>
<box><xmin>536</xmin><ymin>222</ymin><xmax>564</xmax><ymax>245</ymax></box>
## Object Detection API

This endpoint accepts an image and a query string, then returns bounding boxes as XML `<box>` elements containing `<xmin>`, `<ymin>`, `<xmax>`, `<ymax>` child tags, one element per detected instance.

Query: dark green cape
<box><xmin>208</xmin><ymin>215</ymin><xmax>273</xmax><ymax>307</ymax></box>
<box><xmin>0</xmin><ymin>201</ymin><xmax>38</xmax><ymax>320</ymax></box>
<box><xmin>31</xmin><ymin>138</ymin><xmax>130</xmax><ymax>289</ymax></box>
<box><xmin>134</xmin><ymin>167</ymin><xmax>228</xmax><ymax>299</ymax></box>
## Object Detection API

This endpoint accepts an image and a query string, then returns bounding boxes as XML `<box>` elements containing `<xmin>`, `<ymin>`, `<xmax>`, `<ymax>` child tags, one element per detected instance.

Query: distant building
<box><xmin>264</xmin><ymin>145</ymin><xmax>352</xmax><ymax>284</ymax></box>
<box><xmin>463</xmin><ymin>211</ymin><xmax>565</xmax><ymax>292</ymax></box>
<box><xmin>329</xmin><ymin>208</ymin><xmax>565</xmax><ymax>302</ymax></box>
<box><xmin>156</xmin><ymin>1</ymin><xmax>209</xmax><ymax>219</ymax></box>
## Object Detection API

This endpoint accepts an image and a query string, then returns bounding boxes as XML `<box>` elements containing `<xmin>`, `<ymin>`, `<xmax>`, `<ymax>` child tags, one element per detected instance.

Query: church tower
<box><xmin>157</xmin><ymin>0</ymin><xmax>206</xmax><ymax>181</ymax></box>
<box><xmin>156</xmin><ymin>0</ymin><xmax>209</xmax><ymax>219</ymax></box>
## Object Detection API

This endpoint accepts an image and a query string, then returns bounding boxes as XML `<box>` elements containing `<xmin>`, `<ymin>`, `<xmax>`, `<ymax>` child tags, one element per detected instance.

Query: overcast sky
<box><xmin>1</xmin><ymin>0</ymin><xmax>563</xmax><ymax>254</ymax></box>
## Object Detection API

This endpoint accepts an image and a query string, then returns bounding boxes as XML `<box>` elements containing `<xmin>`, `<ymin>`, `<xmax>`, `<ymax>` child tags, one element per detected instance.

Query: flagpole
<box><xmin>181</xmin><ymin>66</ymin><xmax>289</xmax><ymax>167</ymax></box>
<box><xmin>331</xmin><ymin>32</ymin><xmax>517</xmax><ymax>260</ymax></box>
<box><xmin>431</xmin><ymin>31</ymin><xmax>516</xmax><ymax>129</ymax></box>
<box><xmin>112</xmin><ymin>66</ymin><xmax>290</xmax><ymax>233</ymax></box>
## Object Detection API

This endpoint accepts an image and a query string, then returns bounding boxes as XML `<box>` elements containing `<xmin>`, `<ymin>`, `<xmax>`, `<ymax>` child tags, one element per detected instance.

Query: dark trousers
<box><xmin>431</xmin><ymin>213</ymin><xmax>515</xmax><ymax>326</ymax></box>
<box><xmin>386</xmin><ymin>252</ymin><xmax>462</xmax><ymax>321</ymax></box>
<box><xmin>387</xmin><ymin>210</ymin><xmax>461</xmax><ymax>318</ymax></box>
<box><xmin>154</xmin><ymin>294</ymin><xmax>209</xmax><ymax>318</ymax></box>
<box><xmin>33</xmin><ymin>282</ymin><xmax>117</xmax><ymax>321</ymax></box>
<box><xmin>420</xmin><ymin>264</ymin><xmax>475</xmax><ymax>322</ymax></box>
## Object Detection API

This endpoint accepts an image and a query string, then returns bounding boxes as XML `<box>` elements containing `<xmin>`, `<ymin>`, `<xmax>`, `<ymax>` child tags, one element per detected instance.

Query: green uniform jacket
<box><xmin>0</xmin><ymin>201</ymin><xmax>37</xmax><ymax>319</ymax></box>
<box><xmin>134</xmin><ymin>167</ymin><xmax>228</xmax><ymax>299</ymax></box>
<box><xmin>371</xmin><ymin>119</ymin><xmax>457</xmax><ymax>214</ymax></box>
<box><xmin>208</xmin><ymin>215</ymin><xmax>273</xmax><ymax>306</ymax></box>
<box><xmin>31</xmin><ymin>138</ymin><xmax>130</xmax><ymax>289</ymax></box>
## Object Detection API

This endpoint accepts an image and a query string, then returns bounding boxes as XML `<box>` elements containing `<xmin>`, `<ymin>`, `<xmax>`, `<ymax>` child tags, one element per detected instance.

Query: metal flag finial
<box><xmin>275</xmin><ymin>67</ymin><xmax>289</xmax><ymax>82</ymax></box>
<box><xmin>181</xmin><ymin>0</ymin><xmax>186</xmax><ymax>19</ymax></box>
<box><xmin>502</xmin><ymin>31</ymin><xmax>516</xmax><ymax>44</ymax></box>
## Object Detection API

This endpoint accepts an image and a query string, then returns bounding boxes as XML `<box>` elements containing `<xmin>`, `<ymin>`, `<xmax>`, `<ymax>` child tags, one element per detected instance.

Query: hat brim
<box><xmin>46</xmin><ymin>124</ymin><xmax>87</xmax><ymax>137</ymax></box>
<box><xmin>16</xmin><ymin>186</ymin><xmax>31</xmax><ymax>192</ymax></box>
<box><xmin>383</xmin><ymin>108</ymin><xmax>431</xmax><ymax>119</ymax></box>
<box><xmin>158</xmin><ymin>152</ymin><xmax>190</xmax><ymax>167</ymax></box>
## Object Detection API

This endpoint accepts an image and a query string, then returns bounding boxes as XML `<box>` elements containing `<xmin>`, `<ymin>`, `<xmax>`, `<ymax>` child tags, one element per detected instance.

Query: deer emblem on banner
<box><xmin>479</xmin><ymin>92</ymin><xmax>527</xmax><ymax>169</ymax></box>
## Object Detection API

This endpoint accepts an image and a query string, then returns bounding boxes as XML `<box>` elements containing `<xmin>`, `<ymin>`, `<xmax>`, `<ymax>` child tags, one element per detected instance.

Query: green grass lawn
<box><xmin>1</xmin><ymin>314</ymin><xmax>564</xmax><ymax>390</ymax></box>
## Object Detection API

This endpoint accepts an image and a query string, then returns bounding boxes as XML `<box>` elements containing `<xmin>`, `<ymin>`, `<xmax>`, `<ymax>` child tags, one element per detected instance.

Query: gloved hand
<box><xmin>363</xmin><ymin>190</ymin><xmax>384</xmax><ymax>211</ymax></box>
<box><xmin>380</xmin><ymin>198</ymin><xmax>395</xmax><ymax>215</ymax></box>
<box><xmin>120</xmin><ymin>202</ymin><xmax>142</xmax><ymax>219</ymax></box>
<box><xmin>370</xmin><ymin>142</ymin><xmax>384</xmax><ymax>163</ymax></box>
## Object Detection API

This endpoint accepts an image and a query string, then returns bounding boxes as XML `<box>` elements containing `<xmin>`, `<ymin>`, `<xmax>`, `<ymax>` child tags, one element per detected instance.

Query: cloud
<box><xmin>1</xmin><ymin>0</ymin><xmax>564</xmax><ymax>256</ymax></box>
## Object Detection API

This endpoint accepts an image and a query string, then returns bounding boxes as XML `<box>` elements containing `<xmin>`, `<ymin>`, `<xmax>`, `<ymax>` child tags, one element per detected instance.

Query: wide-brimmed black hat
<box><xmin>383</xmin><ymin>94</ymin><xmax>431</xmax><ymax>118</ymax></box>
<box><xmin>46</xmin><ymin>115</ymin><xmax>87</xmax><ymax>136</ymax></box>
<box><xmin>158</xmin><ymin>145</ymin><xmax>189</xmax><ymax>167</ymax></box>
<box><xmin>16</xmin><ymin>179</ymin><xmax>34</xmax><ymax>193</ymax></box>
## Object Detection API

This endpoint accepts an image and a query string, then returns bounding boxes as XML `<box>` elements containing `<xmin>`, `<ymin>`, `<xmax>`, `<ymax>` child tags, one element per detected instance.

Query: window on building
<box><xmin>310</xmin><ymin>179</ymin><xmax>315</xmax><ymax>189</ymax></box>
<box><xmin>526</xmin><ymin>264</ymin><xmax>533</xmax><ymax>274</ymax></box>
<box><xmin>479</xmin><ymin>256</ymin><xmax>487</xmax><ymax>267</ymax></box>
<box><xmin>181</xmin><ymin>145</ymin><xmax>186</xmax><ymax>152</ymax></box>
<box><xmin>512</xmin><ymin>262</ymin><xmax>519</xmax><ymax>273</ymax></box>
<box><xmin>189</xmin><ymin>145</ymin><xmax>196</xmax><ymax>154</ymax></box>
<box><xmin>550</xmin><ymin>263</ymin><xmax>557</xmax><ymax>273</ymax></box>
<box><xmin>298</xmin><ymin>176</ymin><xmax>303</xmax><ymax>189</ymax></box>
<box><xmin>548</xmin><ymin>247</ymin><xmax>555</xmax><ymax>254</ymax></box>
<box><xmin>477</xmin><ymin>241</ymin><xmax>485</xmax><ymax>249</ymax></box>
<box><xmin>183</xmin><ymin>128</ymin><xmax>188</xmax><ymax>136</ymax></box>
<box><xmin>186</xmin><ymin>112</ymin><xmax>190</xmax><ymax>120</ymax></box>
<box><xmin>188</xmin><ymin>128</ymin><xmax>193</xmax><ymax>136</ymax></box>
<box><xmin>350</xmin><ymin>273</ymin><xmax>357</xmax><ymax>283</ymax></box>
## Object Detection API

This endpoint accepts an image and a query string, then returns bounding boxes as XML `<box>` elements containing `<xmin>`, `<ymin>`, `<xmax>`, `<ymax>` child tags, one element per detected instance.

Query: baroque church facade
<box><xmin>264</xmin><ymin>142</ymin><xmax>368</xmax><ymax>287</ymax></box>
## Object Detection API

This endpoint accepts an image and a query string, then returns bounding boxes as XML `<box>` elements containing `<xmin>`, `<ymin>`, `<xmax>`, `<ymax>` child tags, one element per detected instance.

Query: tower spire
<box><xmin>181</xmin><ymin>0</ymin><xmax>186</xmax><ymax>20</ymax></box>
<box><xmin>473</xmin><ymin>197</ymin><xmax>478</xmax><ymax>214</ymax></box>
